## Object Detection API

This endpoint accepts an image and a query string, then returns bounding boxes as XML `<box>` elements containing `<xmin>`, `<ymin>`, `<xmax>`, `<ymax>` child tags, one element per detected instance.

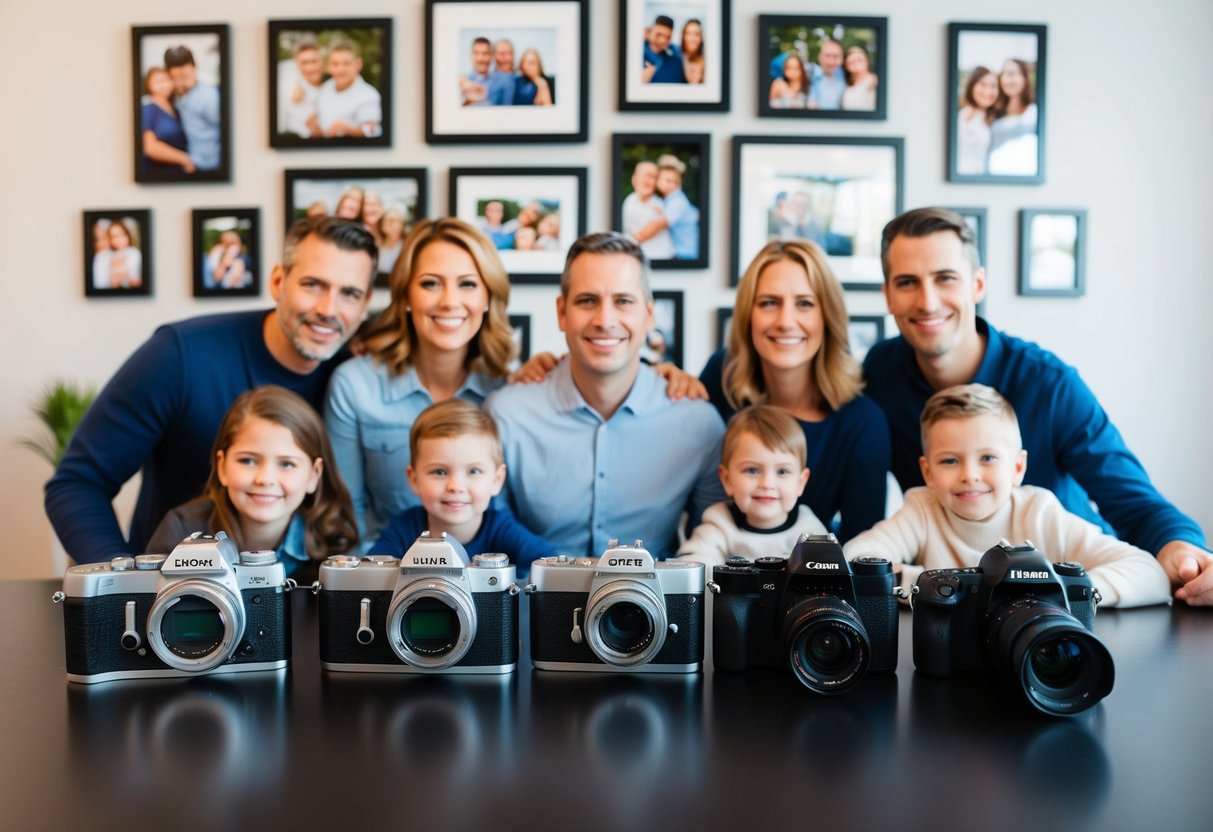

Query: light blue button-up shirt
<box><xmin>324</xmin><ymin>355</ymin><xmax>503</xmax><ymax>547</ymax></box>
<box><xmin>176</xmin><ymin>82</ymin><xmax>221</xmax><ymax>170</ymax></box>
<box><xmin>808</xmin><ymin>64</ymin><xmax>846</xmax><ymax>110</ymax></box>
<box><xmin>484</xmin><ymin>361</ymin><xmax>726</xmax><ymax>559</ymax></box>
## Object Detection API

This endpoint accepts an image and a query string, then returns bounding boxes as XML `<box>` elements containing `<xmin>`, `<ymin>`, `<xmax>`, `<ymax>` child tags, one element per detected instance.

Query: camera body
<box><xmin>912</xmin><ymin>540</ymin><xmax>1112</xmax><ymax>715</ymax></box>
<box><xmin>317</xmin><ymin>532</ymin><xmax>519</xmax><ymax>674</ymax></box>
<box><xmin>710</xmin><ymin>533</ymin><xmax>898</xmax><ymax>694</ymax></box>
<box><xmin>526</xmin><ymin>540</ymin><xmax>704</xmax><ymax>673</ymax></box>
<box><xmin>55</xmin><ymin>532</ymin><xmax>291</xmax><ymax>684</ymax></box>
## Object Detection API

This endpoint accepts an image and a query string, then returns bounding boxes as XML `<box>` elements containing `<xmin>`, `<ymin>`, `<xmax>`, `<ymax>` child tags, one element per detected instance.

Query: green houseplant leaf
<box><xmin>19</xmin><ymin>381</ymin><xmax>97</xmax><ymax>469</ymax></box>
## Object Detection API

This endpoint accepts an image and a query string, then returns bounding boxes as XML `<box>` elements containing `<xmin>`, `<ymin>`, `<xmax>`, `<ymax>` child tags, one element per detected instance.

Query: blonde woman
<box><xmin>514</xmin><ymin>48</ymin><xmax>553</xmax><ymax>105</ymax></box>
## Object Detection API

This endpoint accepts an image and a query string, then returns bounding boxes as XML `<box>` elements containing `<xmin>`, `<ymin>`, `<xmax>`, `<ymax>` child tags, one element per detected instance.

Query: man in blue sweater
<box><xmin>863</xmin><ymin>207</ymin><xmax>1212</xmax><ymax>604</ymax></box>
<box><xmin>45</xmin><ymin>217</ymin><xmax>376</xmax><ymax>563</ymax></box>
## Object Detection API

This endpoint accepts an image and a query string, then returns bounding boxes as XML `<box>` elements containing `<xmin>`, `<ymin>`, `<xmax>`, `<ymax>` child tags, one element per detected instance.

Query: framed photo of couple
<box><xmin>84</xmin><ymin>209</ymin><xmax>152</xmax><ymax>298</ymax></box>
<box><xmin>131</xmin><ymin>24</ymin><xmax>231</xmax><ymax>183</ymax></box>
<box><xmin>947</xmin><ymin>22</ymin><xmax>1047</xmax><ymax>184</ymax></box>
<box><xmin>756</xmin><ymin>14</ymin><xmax>887</xmax><ymax>120</ymax></box>
<box><xmin>618</xmin><ymin>0</ymin><xmax>730</xmax><ymax>112</ymax></box>
<box><xmin>611</xmin><ymin>133</ymin><xmax>711</xmax><ymax>270</ymax></box>
<box><xmin>191</xmin><ymin>208</ymin><xmax>261</xmax><ymax>298</ymax></box>
<box><xmin>731</xmin><ymin>135</ymin><xmax>904</xmax><ymax>289</ymax></box>
<box><xmin>448</xmin><ymin>166</ymin><xmax>588</xmax><ymax>284</ymax></box>
<box><xmin>425</xmin><ymin>0</ymin><xmax>589</xmax><ymax>144</ymax></box>
<box><xmin>268</xmin><ymin>18</ymin><xmax>392</xmax><ymax>148</ymax></box>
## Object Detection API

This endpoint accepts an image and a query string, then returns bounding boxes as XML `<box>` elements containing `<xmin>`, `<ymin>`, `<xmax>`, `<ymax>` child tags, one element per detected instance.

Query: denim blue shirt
<box><xmin>487</xmin><ymin>70</ymin><xmax>517</xmax><ymax>105</ymax></box>
<box><xmin>807</xmin><ymin>65</ymin><xmax>846</xmax><ymax>110</ymax></box>
<box><xmin>176</xmin><ymin>82</ymin><xmax>221</xmax><ymax>170</ymax></box>
<box><xmin>484</xmin><ymin>361</ymin><xmax>726</xmax><ymax>559</ymax></box>
<box><xmin>662</xmin><ymin>188</ymin><xmax>700</xmax><ymax>260</ymax></box>
<box><xmin>324</xmin><ymin>355</ymin><xmax>503</xmax><ymax>548</ymax></box>
<box><xmin>277</xmin><ymin>513</ymin><xmax>311</xmax><ymax>577</ymax></box>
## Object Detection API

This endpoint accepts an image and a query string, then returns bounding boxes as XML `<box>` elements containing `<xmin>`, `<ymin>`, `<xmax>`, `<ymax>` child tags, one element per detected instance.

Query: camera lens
<box><xmin>400</xmin><ymin>597</ymin><xmax>461</xmax><ymax>655</ymax></box>
<box><xmin>386</xmin><ymin>580</ymin><xmax>477</xmax><ymax>670</ymax></box>
<box><xmin>782</xmin><ymin>596</ymin><xmax>870</xmax><ymax>695</ymax></box>
<box><xmin>600</xmin><ymin>602</ymin><xmax>655</xmax><ymax>655</ymax></box>
<box><xmin>147</xmin><ymin>582</ymin><xmax>243</xmax><ymax>672</ymax></box>
<box><xmin>162</xmin><ymin>598</ymin><xmax>225</xmax><ymax>656</ymax></box>
<box><xmin>992</xmin><ymin>599</ymin><xmax>1114</xmax><ymax>716</ymax></box>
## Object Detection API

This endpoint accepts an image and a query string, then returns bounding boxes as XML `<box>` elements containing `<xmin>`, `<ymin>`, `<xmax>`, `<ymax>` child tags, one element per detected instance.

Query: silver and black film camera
<box><xmin>316</xmin><ymin>532</ymin><xmax>519</xmax><ymax>674</ymax></box>
<box><xmin>708</xmin><ymin>533</ymin><xmax>899</xmax><ymax>694</ymax></box>
<box><xmin>525</xmin><ymin>540</ymin><xmax>705</xmax><ymax>673</ymax></box>
<box><xmin>54</xmin><ymin>532</ymin><xmax>291</xmax><ymax>684</ymax></box>
<box><xmin>912</xmin><ymin>540</ymin><xmax>1113</xmax><ymax>716</ymax></box>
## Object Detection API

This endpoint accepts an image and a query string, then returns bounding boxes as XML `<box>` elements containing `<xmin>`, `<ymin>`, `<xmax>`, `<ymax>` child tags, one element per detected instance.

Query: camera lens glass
<box><xmin>783</xmin><ymin>596</ymin><xmax>869</xmax><ymax>695</ymax></box>
<box><xmin>161</xmin><ymin>596</ymin><xmax>224</xmax><ymax>658</ymax></box>
<box><xmin>400</xmin><ymin>597</ymin><xmax>460</xmax><ymax>656</ymax></box>
<box><xmin>992</xmin><ymin>599</ymin><xmax>1114</xmax><ymax>716</ymax></box>
<box><xmin>600</xmin><ymin>601</ymin><xmax>655</xmax><ymax>655</ymax></box>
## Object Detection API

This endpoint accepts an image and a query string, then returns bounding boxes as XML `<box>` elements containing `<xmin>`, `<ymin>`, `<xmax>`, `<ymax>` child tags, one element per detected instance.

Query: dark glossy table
<box><xmin>2</xmin><ymin>579</ymin><xmax>1210</xmax><ymax>832</ymax></box>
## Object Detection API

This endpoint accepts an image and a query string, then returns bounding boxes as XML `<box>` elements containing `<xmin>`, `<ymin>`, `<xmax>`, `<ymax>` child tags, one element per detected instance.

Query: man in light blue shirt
<box><xmin>807</xmin><ymin>39</ymin><xmax>846</xmax><ymax>110</ymax></box>
<box><xmin>655</xmin><ymin>155</ymin><xmax>700</xmax><ymax>261</ymax></box>
<box><xmin>165</xmin><ymin>45</ymin><xmax>221</xmax><ymax>171</ymax></box>
<box><xmin>486</xmin><ymin>38</ymin><xmax>518</xmax><ymax>105</ymax></box>
<box><xmin>485</xmin><ymin>232</ymin><xmax>725</xmax><ymax>559</ymax></box>
<box><xmin>460</xmin><ymin>37</ymin><xmax>494</xmax><ymax>106</ymax></box>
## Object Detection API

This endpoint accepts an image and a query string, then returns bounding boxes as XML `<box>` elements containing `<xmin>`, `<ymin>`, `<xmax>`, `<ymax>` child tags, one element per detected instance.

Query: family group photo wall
<box><xmin>2</xmin><ymin>0</ymin><xmax>1211</xmax><ymax>578</ymax></box>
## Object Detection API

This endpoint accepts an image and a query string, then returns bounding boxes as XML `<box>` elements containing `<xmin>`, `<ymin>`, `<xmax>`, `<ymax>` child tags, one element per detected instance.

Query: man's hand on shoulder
<box><xmin>652</xmin><ymin>361</ymin><xmax>707</xmax><ymax>401</ymax></box>
<box><xmin>1157</xmin><ymin>540</ymin><xmax>1213</xmax><ymax>605</ymax></box>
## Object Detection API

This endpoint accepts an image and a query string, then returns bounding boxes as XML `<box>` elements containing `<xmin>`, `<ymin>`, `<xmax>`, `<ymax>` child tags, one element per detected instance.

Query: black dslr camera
<box><xmin>708</xmin><ymin>533</ymin><xmax>899</xmax><ymax>694</ymax></box>
<box><xmin>912</xmin><ymin>540</ymin><xmax>1113</xmax><ymax>716</ymax></box>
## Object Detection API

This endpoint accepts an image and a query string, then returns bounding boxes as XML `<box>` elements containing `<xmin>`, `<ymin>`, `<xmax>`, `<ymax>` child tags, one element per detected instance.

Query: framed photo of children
<box><xmin>131</xmin><ymin>24</ymin><xmax>231</xmax><ymax>183</ymax></box>
<box><xmin>191</xmin><ymin>208</ymin><xmax>261</xmax><ymax>298</ymax></box>
<box><xmin>284</xmin><ymin>167</ymin><xmax>428</xmax><ymax>287</ymax></box>
<box><xmin>619</xmin><ymin>0</ymin><xmax>730</xmax><ymax>112</ymax></box>
<box><xmin>756</xmin><ymin>14</ymin><xmax>886</xmax><ymax>120</ymax></box>
<box><xmin>947</xmin><ymin>22</ymin><xmax>1047</xmax><ymax>184</ymax></box>
<box><xmin>84</xmin><ymin>210</ymin><xmax>152</xmax><ymax>298</ymax></box>
<box><xmin>611</xmin><ymin>133</ymin><xmax>710</xmax><ymax>270</ymax></box>
<box><xmin>731</xmin><ymin>136</ymin><xmax>904</xmax><ymax>289</ymax></box>
<box><xmin>268</xmin><ymin>18</ymin><xmax>392</xmax><ymax>148</ymax></box>
<box><xmin>508</xmin><ymin>314</ymin><xmax>532</xmax><ymax>373</ymax></box>
<box><xmin>448</xmin><ymin>167</ymin><xmax>587</xmax><ymax>284</ymax></box>
<box><xmin>1018</xmin><ymin>209</ymin><xmax>1086</xmax><ymax>297</ymax></box>
<box><xmin>647</xmin><ymin>291</ymin><xmax>685</xmax><ymax>369</ymax></box>
<box><xmin>425</xmin><ymin>0</ymin><xmax>588</xmax><ymax>144</ymax></box>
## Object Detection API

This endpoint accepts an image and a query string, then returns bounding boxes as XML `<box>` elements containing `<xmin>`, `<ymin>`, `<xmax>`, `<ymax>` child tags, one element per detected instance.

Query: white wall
<box><xmin>2</xmin><ymin>0</ymin><xmax>1209</xmax><ymax>577</ymax></box>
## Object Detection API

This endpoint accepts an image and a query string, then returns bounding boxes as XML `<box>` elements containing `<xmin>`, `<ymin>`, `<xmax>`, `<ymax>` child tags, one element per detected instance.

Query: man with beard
<box><xmin>46</xmin><ymin>217</ymin><xmax>376</xmax><ymax>562</ymax></box>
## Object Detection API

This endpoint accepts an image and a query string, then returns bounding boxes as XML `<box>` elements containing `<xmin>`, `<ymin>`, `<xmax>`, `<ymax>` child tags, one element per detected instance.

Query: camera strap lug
<box><xmin>51</xmin><ymin>591</ymin><xmax>65</xmax><ymax>605</ymax></box>
<box><xmin>1093</xmin><ymin>587</ymin><xmax>1103</xmax><ymax>606</ymax></box>
<box><xmin>508</xmin><ymin>583</ymin><xmax>521</xmax><ymax>596</ymax></box>
<box><xmin>523</xmin><ymin>583</ymin><xmax>536</xmax><ymax>594</ymax></box>
<box><xmin>282</xmin><ymin>579</ymin><xmax>298</xmax><ymax>593</ymax></box>
<box><xmin>310</xmin><ymin>580</ymin><xmax>323</xmax><ymax>596</ymax></box>
<box><xmin>705</xmin><ymin>580</ymin><xmax>720</xmax><ymax>595</ymax></box>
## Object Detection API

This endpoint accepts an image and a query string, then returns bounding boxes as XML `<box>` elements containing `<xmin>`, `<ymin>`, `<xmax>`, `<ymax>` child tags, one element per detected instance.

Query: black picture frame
<box><xmin>731</xmin><ymin>135</ymin><xmax>904</xmax><ymax>288</ymax></box>
<box><xmin>611</xmin><ymin>133</ymin><xmax>711</xmax><ymax>270</ymax></box>
<box><xmin>847</xmin><ymin>314</ymin><xmax>886</xmax><ymax>364</ymax></box>
<box><xmin>131</xmin><ymin>24</ymin><xmax>231</xmax><ymax>183</ymax></box>
<box><xmin>947</xmin><ymin>22</ymin><xmax>1047</xmax><ymax>184</ymax></box>
<box><xmin>508</xmin><ymin>314</ymin><xmax>532</xmax><ymax>372</ymax></box>
<box><xmin>425</xmin><ymin>0</ymin><xmax>589</xmax><ymax>144</ymax></box>
<box><xmin>191</xmin><ymin>208</ymin><xmax>261</xmax><ymax>298</ymax></box>
<box><xmin>1018</xmin><ymin>208</ymin><xmax>1086</xmax><ymax>297</ymax></box>
<box><xmin>268</xmin><ymin>18</ymin><xmax>393</xmax><ymax>149</ymax></box>
<box><xmin>648</xmin><ymin>290</ymin><xmax>685</xmax><ymax>369</ymax></box>
<box><xmin>284</xmin><ymin>167</ymin><xmax>428</xmax><ymax>287</ymax></box>
<box><xmin>756</xmin><ymin>14</ymin><xmax>887</xmax><ymax>120</ymax></box>
<box><xmin>84</xmin><ymin>209</ymin><xmax>153</xmax><ymax>298</ymax></box>
<box><xmin>715</xmin><ymin>307</ymin><xmax>733</xmax><ymax>352</ymax></box>
<box><xmin>449</xmin><ymin>166</ymin><xmax>587</xmax><ymax>284</ymax></box>
<box><xmin>618</xmin><ymin>0</ymin><xmax>731</xmax><ymax>113</ymax></box>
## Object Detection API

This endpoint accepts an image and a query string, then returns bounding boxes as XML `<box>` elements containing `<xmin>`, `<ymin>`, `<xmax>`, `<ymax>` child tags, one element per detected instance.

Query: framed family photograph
<box><xmin>1018</xmin><ymin>208</ymin><xmax>1086</xmax><ymax>297</ymax></box>
<box><xmin>715</xmin><ymin>307</ymin><xmax>733</xmax><ymax>351</ymax></box>
<box><xmin>731</xmin><ymin>136</ymin><xmax>904</xmax><ymax>288</ymax></box>
<box><xmin>268</xmin><ymin>18</ymin><xmax>392</xmax><ymax>148</ymax></box>
<box><xmin>645</xmin><ymin>291</ymin><xmax>685</xmax><ymax>369</ymax></box>
<box><xmin>284</xmin><ymin>167</ymin><xmax>428</xmax><ymax>287</ymax></box>
<box><xmin>508</xmin><ymin>314</ymin><xmax>532</xmax><ymax>373</ymax></box>
<box><xmin>191</xmin><ymin>208</ymin><xmax>260</xmax><ymax>298</ymax></box>
<box><xmin>948</xmin><ymin>22</ymin><xmax>1047</xmax><ymax>184</ymax></box>
<box><xmin>84</xmin><ymin>210</ymin><xmax>152</xmax><ymax>298</ymax></box>
<box><xmin>847</xmin><ymin>314</ymin><xmax>887</xmax><ymax>364</ymax></box>
<box><xmin>131</xmin><ymin>24</ymin><xmax>231</xmax><ymax>183</ymax></box>
<box><xmin>611</xmin><ymin>133</ymin><xmax>710</xmax><ymax>270</ymax></box>
<box><xmin>756</xmin><ymin>14</ymin><xmax>886</xmax><ymax>119</ymax></box>
<box><xmin>425</xmin><ymin>0</ymin><xmax>589</xmax><ymax>144</ymax></box>
<box><xmin>618</xmin><ymin>0</ymin><xmax>730</xmax><ymax>112</ymax></box>
<box><xmin>449</xmin><ymin>166</ymin><xmax>587</xmax><ymax>283</ymax></box>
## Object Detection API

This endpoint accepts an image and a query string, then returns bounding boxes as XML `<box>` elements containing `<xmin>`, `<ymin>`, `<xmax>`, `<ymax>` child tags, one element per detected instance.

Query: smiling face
<box><xmin>818</xmin><ymin>41</ymin><xmax>843</xmax><ymax>73</ymax></box>
<box><xmin>557</xmin><ymin>252</ymin><xmax>653</xmax><ymax>383</ymax></box>
<box><xmin>656</xmin><ymin>168</ymin><xmax>680</xmax><ymax>197</ymax></box>
<box><xmin>749</xmin><ymin>258</ymin><xmax>823</xmax><ymax>376</ymax></box>
<box><xmin>882</xmin><ymin>231</ymin><xmax>985</xmax><ymax>363</ymax></box>
<box><xmin>682</xmin><ymin>22</ymin><xmax>703</xmax><ymax>57</ymax></box>
<box><xmin>484</xmin><ymin>201</ymin><xmax>504</xmax><ymax>227</ymax></box>
<box><xmin>1000</xmin><ymin>59</ymin><xmax>1026</xmax><ymax>99</ymax></box>
<box><xmin>296</xmin><ymin>46</ymin><xmax>323</xmax><ymax>86</ymax></box>
<box><xmin>920</xmin><ymin>414</ymin><xmax>1026</xmax><ymax>522</ymax></box>
<box><xmin>167</xmin><ymin>62</ymin><xmax>196</xmax><ymax>95</ymax></box>
<box><xmin>519</xmin><ymin>50</ymin><xmax>541</xmax><ymax>79</ymax></box>
<box><xmin>145</xmin><ymin>68</ymin><xmax>174</xmax><ymax>101</ymax></box>
<box><xmin>471</xmin><ymin>40</ymin><xmax>491</xmax><ymax>75</ymax></box>
<box><xmin>631</xmin><ymin>162</ymin><xmax>658</xmax><ymax>199</ymax></box>
<box><xmin>407</xmin><ymin>239</ymin><xmax>490</xmax><ymax>359</ymax></box>
<box><xmin>493</xmin><ymin>40</ymin><xmax>515</xmax><ymax>73</ymax></box>
<box><xmin>407</xmin><ymin>434</ymin><xmax>505</xmax><ymax>537</ymax></box>
<box><xmin>719</xmin><ymin>431</ymin><xmax>809</xmax><ymax>530</ymax></box>
<box><xmin>217</xmin><ymin>416</ymin><xmax>322</xmax><ymax>537</ymax></box>
<box><xmin>108</xmin><ymin>222</ymin><xmax>131</xmax><ymax>250</ymax></box>
<box><xmin>326</xmin><ymin>47</ymin><xmax>362</xmax><ymax>90</ymax></box>
<box><xmin>971</xmin><ymin>71</ymin><xmax>999</xmax><ymax>109</ymax></box>
<box><xmin>648</xmin><ymin>23</ymin><xmax>673</xmax><ymax>53</ymax></box>
<box><xmin>784</xmin><ymin>54</ymin><xmax>805</xmax><ymax>83</ymax></box>
<box><xmin>844</xmin><ymin>47</ymin><xmax>869</xmax><ymax>77</ymax></box>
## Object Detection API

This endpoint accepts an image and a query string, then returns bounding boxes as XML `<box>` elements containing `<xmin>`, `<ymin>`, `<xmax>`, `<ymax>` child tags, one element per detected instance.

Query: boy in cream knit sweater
<box><xmin>843</xmin><ymin>384</ymin><xmax>1169</xmax><ymax>607</ymax></box>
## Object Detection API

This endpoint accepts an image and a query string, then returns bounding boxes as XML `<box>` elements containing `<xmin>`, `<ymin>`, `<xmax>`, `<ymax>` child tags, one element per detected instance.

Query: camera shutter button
<box><xmin>135</xmin><ymin>555</ymin><xmax>166</xmax><ymax>570</ymax></box>
<box><xmin>240</xmin><ymin>550</ymin><xmax>277</xmax><ymax>566</ymax></box>
<box><xmin>1054</xmin><ymin>562</ymin><xmax>1085</xmax><ymax>577</ymax></box>
<box><xmin>110</xmin><ymin>557</ymin><xmax>135</xmax><ymax>571</ymax></box>
<box><xmin>937</xmin><ymin>582</ymin><xmax>956</xmax><ymax>598</ymax></box>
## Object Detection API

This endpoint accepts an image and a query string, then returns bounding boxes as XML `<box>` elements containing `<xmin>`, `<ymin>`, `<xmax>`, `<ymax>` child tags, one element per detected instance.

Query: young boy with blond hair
<box><xmin>368</xmin><ymin>400</ymin><xmax>554</xmax><ymax>572</ymax></box>
<box><xmin>843</xmin><ymin>384</ymin><xmax>1170</xmax><ymax>606</ymax></box>
<box><xmin>678</xmin><ymin>405</ymin><xmax>827</xmax><ymax>567</ymax></box>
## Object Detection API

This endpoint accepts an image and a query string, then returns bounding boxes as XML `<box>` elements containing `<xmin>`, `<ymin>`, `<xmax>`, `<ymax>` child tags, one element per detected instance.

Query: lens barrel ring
<box><xmin>584</xmin><ymin>580</ymin><xmax>668</xmax><ymax>667</ymax></box>
<box><xmin>147</xmin><ymin>579</ymin><xmax>244</xmax><ymax>672</ymax></box>
<box><xmin>386</xmin><ymin>579</ymin><xmax>477</xmax><ymax>670</ymax></box>
<box><xmin>782</xmin><ymin>596</ymin><xmax>871</xmax><ymax>694</ymax></box>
